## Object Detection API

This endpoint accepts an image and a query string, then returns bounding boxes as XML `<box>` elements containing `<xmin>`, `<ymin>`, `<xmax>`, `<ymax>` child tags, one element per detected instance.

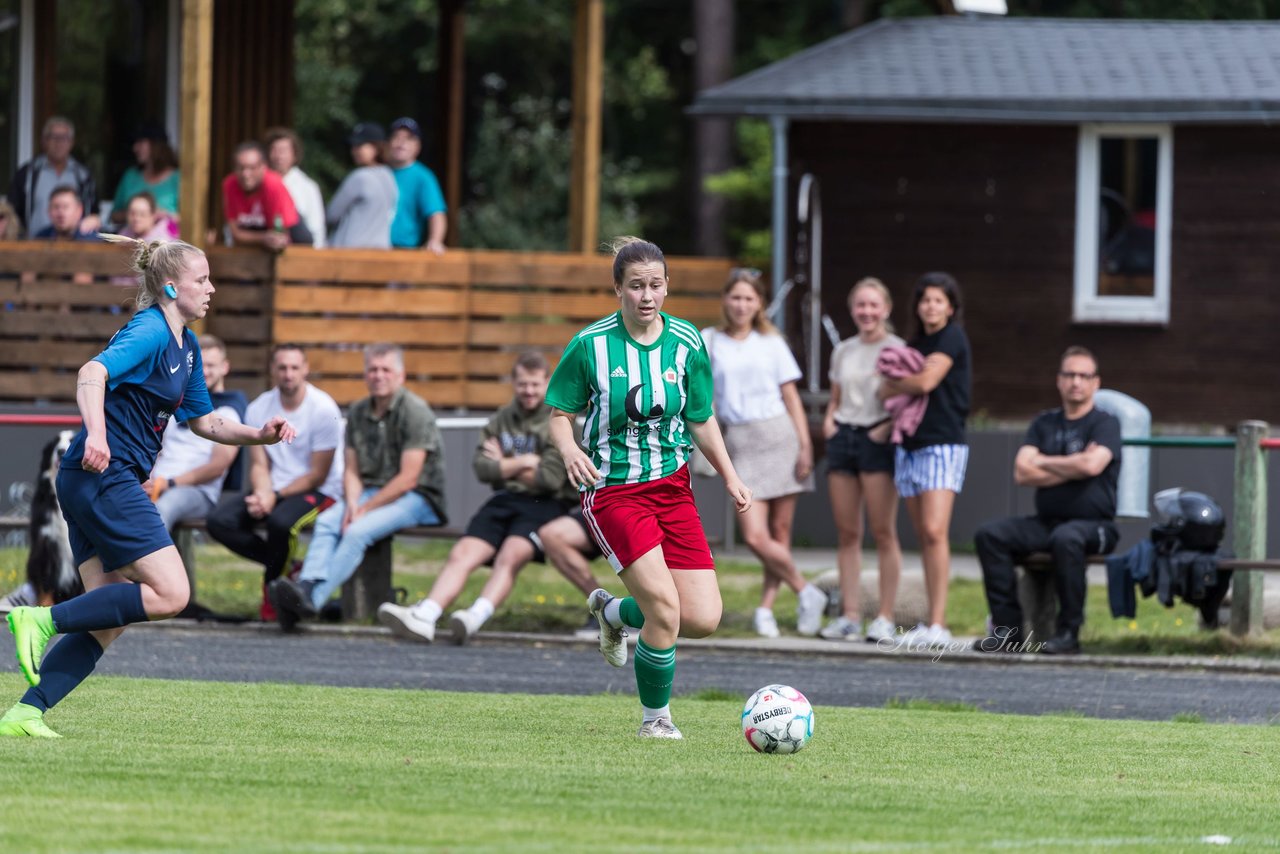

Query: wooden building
<box><xmin>6</xmin><ymin>0</ymin><xmax>604</xmax><ymax>253</ymax></box>
<box><xmin>691</xmin><ymin>16</ymin><xmax>1280</xmax><ymax>425</ymax></box>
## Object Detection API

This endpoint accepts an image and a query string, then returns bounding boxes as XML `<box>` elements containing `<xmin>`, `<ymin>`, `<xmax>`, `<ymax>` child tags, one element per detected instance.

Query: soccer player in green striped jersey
<box><xmin>546</xmin><ymin>237</ymin><xmax>751</xmax><ymax>740</ymax></box>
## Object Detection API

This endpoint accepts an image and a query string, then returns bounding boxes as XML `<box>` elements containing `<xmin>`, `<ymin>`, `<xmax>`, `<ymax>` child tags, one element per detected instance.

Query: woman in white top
<box><xmin>265</xmin><ymin>127</ymin><xmax>326</xmax><ymax>248</ymax></box>
<box><xmin>703</xmin><ymin>269</ymin><xmax>828</xmax><ymax>638</ymax></box>
<box><xmin>820</xmin><ymin>278</ymin><xmax>905</xmax><ymax>642</ymax></box>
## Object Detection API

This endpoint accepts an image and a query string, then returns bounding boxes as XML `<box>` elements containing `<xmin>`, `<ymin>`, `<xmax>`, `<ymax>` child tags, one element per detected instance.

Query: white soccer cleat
<box><xmin>818</xmin><ymin>615</ymin><xmax>862</xmax><ymax>641</ymax></box>
<box><xmin>586</xmin><ymin>588</ymin><xmax>627</xmax><ymax>667</ymax></box>
<box><xmin>752</xmin><ymin>608</ymin><xmax>781</xmax><ymax>639</ymax></box>
<box><xmin>377</xmin><ymin>602</ymin><xmax>436</xmax><ymax>643</ymax></box>
<box><xmin>448</xmin><ymin>609</ymin><xmax>483</xmax><ymax>646</ymax></box>
<box><xmin>637</xmin><ymin>717</ymin><xmax>683</xmax><ymax>739</ymax></box>
<box><xmin>795</xmin><ymin>584</ymin><xmax>828</xmax><ymax>636</ymax></box>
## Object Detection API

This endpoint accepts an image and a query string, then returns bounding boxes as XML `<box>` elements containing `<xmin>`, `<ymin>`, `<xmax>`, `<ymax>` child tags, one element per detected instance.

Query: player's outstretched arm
<box><xmin>190</xmin><ymin>413</ymin><xmax>296</xmax><ymax>446</ymax></box>
<box><xmin>76</xmin><ymin>360</ymin><xmax>111</xmax><ymax>474</ymax></box>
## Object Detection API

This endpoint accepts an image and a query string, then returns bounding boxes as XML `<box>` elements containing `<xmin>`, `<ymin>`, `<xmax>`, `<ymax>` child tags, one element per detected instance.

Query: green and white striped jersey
<box><xmin>545</xmin><ymin>311</ymin><xmax>714</xmax><ymax>487</ymax></box>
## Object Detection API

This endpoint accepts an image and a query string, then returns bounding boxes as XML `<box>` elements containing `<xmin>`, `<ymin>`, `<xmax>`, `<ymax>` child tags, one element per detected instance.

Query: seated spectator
<box><xmin>111</xmin><ymin>124</ymin><xmax>179</xmax><ymax>233</ymax></box>
<box><xmin>205</xmin><ymin>344</ymin><xmax>344</xmax><ymax>620</ymax></box>
<box><xmin>148</xmin><ymin>335</ymin><xmax>246</xmax><ymax>531</ymax></box>
<box><xmin>222</xmin><ymin>141</ymin><xmax>311</xmax><ymax>251</ymax></box>
<box><xmin>34</xmin><ymin>187</ymin><xmax>99</xmax><ymax>242</ymax></box>
<box><xmin>376</xmin><ymin>353</ymin><xmax>575</xmax><ymax>644</ymax></box>
<box><xmin>537</xmin><ymin>508</ymin><xmax>608</xmax><ymax>636</ymax></box>
<box><xmin>973</xmin><ymin>346</ymin><xmax>1122</xmax><ymax>656</ymax></box>
<box><xmin>326</xmin><ymin>122</ymin><xmax>398</xmax><ymax>249</ymax></box>
<box><xmin>264</xmin><ymin>127</ymin><xmax>326</xmax><ymax>248</ymax></box>
<box><xmin>9</xmin><ymin>116</ymin><xmax>98</xmax><ymax>238</ymax></box>
<box><xmin>118</xmin><ymin>192</ymin><xmax>172</xmax><ymax>242</ymax></box>
<box><xmin>387</xmin><ymin>117</ymin><xmax>447</xmax><ymax>253</ymax></box>
<box><xmin>0</xmin><ymin>198</ymin><xmax>22</xmax><ymax>240</ymax></box>
<box><xmin>269</xmin><ymin>344</ymin><xmax>447</xmax><ymax>629</ymax></box>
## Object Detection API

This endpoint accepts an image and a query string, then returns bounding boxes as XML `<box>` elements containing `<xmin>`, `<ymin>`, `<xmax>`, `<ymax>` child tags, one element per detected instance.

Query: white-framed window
<box><xmin>1072</xmin><ymin>124</ymin><xmax>1173</xmax><ymax>325</ymax></box>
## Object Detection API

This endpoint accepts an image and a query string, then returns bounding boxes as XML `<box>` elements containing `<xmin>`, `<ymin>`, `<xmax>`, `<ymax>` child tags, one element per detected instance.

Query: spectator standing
<box><xmin>326</xmin><ymin>122</ymin><xmax>398</xmax><ymax>249</ymax></box>
<box><xmin>270</xmin><ymin>344</ymin><xmax>447</xmax><ymax>629</ymax></box>
<box><xmin>820</xmin><ymin>279</ymin><xmax>905</xmax><ymax>642</ymax></box>
<box><xmin>386</xmin><ymin>117</ymin><xmax>447</xmax><ymax>253</ymax></box>
<box><xmin>377</xmin><ymin>352</ymin><xmax>575</xmax><ymax>644</ymax></box>
<box><xmin>974</xmin><ymin>347</ymin><xmax>1121</xmax><ymax>655</ymax></box>
<box><xmin>205</xmin><ymin>344</ymin><xmax>344</xmax><ymax>620</ymax></box>
<box><xmin>111</xmin><ymin>125</ymin><xmax>180</xmax><ymax>232</ymax></box>
<box><xmin>221</xmin><ymin>142</ymin><xmax>309</xmax><ymax>250</ymax></box>
<box><xmin>34</xmin><ymin>188</ymin><xmax>99</xmax><ymax>242</ymax></box>
<box><xmin>264</xmin><ymin>127</ymin><xmax>326</xmax><ymax>248</ymax></box>
<box><xmin>878</xmin><ymin>272</ymin><xmax>971</xmax><ymax>649</ymax></box>
<box><xmin>9</xmin><ymin>116</ymin><xmax>98</xmax><ymax>238</ymax></box>
<box><xmin>701</xmin><ymin>269</ymin><xmax>827</xmax><ymax>638</ymax></box>
<box><xmin>148</xmin><ymin>335</ymin><xmax>244</xmax><ymax>532</ymax></box>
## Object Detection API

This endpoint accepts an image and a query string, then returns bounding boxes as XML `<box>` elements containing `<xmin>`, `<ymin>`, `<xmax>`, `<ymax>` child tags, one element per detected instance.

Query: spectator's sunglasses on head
<box><xmin>730</xmin><ymin>267</ymin><xmax>763</xmax><ymax>282</ymax></box>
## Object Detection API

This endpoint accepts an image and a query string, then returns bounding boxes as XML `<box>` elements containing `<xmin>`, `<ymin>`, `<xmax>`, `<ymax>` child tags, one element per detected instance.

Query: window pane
<box><xmin>1097</xmin><ymin>136</ymin><xmax>1158</xmax><ymax>297</ymax></box>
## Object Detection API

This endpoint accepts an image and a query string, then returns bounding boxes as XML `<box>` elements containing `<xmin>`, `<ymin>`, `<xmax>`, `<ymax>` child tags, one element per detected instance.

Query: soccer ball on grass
<box><xmin>742</xmin><ymin>684</ymin><xmax>813</xmax><ymax>754</ymax></box>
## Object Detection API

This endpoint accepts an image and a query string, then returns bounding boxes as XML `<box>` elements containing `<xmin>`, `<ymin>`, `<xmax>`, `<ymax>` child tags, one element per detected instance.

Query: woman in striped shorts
<box><xmin>878</xmin><ymin>272</ymin><xmax>971</xmax><ymax>648</ymax></box>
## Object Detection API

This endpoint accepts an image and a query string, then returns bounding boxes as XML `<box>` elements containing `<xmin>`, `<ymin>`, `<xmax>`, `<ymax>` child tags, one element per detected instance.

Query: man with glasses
<box><xmin>9</xmin><ymin>116</ymin><xmax>99</xmax><ymax>238</ymax></box>
<box><xmin>972</xmin><ymin>346</ymin><xmax>1122</xmax><ymax>656</ymax></box>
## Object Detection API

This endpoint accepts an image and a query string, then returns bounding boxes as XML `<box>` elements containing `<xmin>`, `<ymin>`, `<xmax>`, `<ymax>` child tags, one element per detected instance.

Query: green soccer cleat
<box><xmin>7</xmin><ymin>606</ymin><xmax>56</xmax><ymax>687</ymax></box>
<box><xmin>0</xmin><ymin>702</ymin><xmax>61</xmax><ymax>738</ymax></box>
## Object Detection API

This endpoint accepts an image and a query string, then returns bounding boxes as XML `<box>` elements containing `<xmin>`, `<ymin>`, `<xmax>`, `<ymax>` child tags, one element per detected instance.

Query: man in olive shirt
<box><xmin>269</xmin><ymin>344</ymin><xmax>447</xmax><ymax>627</ymax></box>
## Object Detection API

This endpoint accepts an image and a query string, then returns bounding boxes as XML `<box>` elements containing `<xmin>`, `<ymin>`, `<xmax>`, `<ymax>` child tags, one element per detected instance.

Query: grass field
<box><xmin>3</xmin><ymin>541</ymin><xmax>1279</xmax><ymax>657</ymax></box>
<box><xmin>0</xmin><ymin>675</ymin><xmax>1276</xmax><ymax>852</ymax></box>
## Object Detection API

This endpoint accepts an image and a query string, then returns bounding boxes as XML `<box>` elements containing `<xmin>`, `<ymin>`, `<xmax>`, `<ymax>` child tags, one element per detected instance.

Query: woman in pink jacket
<box><xmin>878</xmin><ymin>272</ymin><xmax>971</xmax><ymax>649</ymax></box>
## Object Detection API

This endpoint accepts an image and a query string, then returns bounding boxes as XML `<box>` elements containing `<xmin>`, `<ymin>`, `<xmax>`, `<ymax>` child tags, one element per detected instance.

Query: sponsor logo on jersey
<box><xmin>624</xmin><ymin>384</ymin><xmax>663</xmax><ymax>423</ymax></box>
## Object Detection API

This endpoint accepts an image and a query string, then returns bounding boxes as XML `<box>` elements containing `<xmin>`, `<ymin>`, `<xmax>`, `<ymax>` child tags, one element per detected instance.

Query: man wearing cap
<box><xmin>387</xmin><ymin>117</ymin><xmax>448</xmax><ymax>253</ymax></box>
<box><xmin>223</xmin><ymin>140</ymin><xmax>308</xmax><ymax>251</ymax></box>
<box><xmin>326</xmin><ymin>122</ymin><xmax>398</xmax><ymax>249</ymax></box>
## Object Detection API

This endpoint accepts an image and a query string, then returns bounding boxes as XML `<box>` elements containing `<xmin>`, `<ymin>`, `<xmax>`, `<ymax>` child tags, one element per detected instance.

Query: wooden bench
<box><xmin>1018</xmin><ymin>551</ymin><xmax>1280</xmax><ymax>640</ymax></box>
<box><xmin>1</xmin><ymin>514</ymin><xmax>457</xmax><ymax>622</ymax></box>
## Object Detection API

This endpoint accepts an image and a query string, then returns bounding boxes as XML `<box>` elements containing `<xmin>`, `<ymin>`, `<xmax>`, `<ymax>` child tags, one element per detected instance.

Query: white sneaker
<box><xmin>587</xmin><ymin>588</ymin><xmax>627</xmax><ymax>667</ymax></box>
<box><xmin>0</xmin><ymin>583</ymin><xmax>36</xmax><ymax>614</ymax></box>
<box><xmin>448</xmin><ymin>609</ymin><xmax>483</xmax><ymax>646</ymax></box>
<box><xmin>819</xmin><ymin>615</ymin><xmax>862</xmax><ymax>640</ymax></box>
<box><xmin>376</xmin><ymin>602</ymin><xmax>436</xmax><ymax>643</ymax></box>
<box><xmin>900</xmin><ymin>623</ymin><xmax>951</xmax><ymax>649</ymax></box>
<box><xmin>795</xmin><ymin>585</ymin><xmax>827</xmax><ymax>637</ymax></box>
<box><xmin>637</xmin><ymin>717</ymin><xmax>683</xmax><ymax>739</ymax></box>
<box><xmin>865</xmin><ymin>616</ymin><xmax>897</xmax><ymax>643</ymax></box>
<box><xmin>753</xmin><ymin>608</ymin><xmax>781</xmax><ymax>639</ymax></box>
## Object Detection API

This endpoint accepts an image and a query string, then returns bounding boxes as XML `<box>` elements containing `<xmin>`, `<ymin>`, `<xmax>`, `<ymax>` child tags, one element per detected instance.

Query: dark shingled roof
<box><xmin>689</xmin><ymin>17</ymin><xmax>1280</xmax><ymax>123</ymax></box>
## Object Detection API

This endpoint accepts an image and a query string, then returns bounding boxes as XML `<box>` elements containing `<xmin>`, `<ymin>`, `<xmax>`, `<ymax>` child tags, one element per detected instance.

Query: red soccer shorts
<box><xmin>581</xmin><ymin>465</ymin><xmax>715</xmax><ymax>574</ymax></box>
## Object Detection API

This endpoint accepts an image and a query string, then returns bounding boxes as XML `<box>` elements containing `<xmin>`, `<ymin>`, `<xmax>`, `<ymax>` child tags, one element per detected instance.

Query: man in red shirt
<box><xmin>222</xmin><ymin>141</ymin><xmax>307</xmax><ymax>250</ymax></box>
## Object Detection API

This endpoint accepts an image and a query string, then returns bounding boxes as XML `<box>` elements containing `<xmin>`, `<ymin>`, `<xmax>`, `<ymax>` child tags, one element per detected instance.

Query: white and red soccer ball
<box><xmin>742</xmin><ymin>684</ymin><xmax>814</xmax><ymax>754</ymax></box>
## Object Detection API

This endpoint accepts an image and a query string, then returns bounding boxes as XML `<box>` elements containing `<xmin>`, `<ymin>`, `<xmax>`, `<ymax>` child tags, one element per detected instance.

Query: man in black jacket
<box><xmin>9</xmin><ymin>117</ymin><xmax>98</xmax><ymax>238</ymax></box>
<box><xmin>973</xmin><ymin>346</ymin><xmax>1122</xmax><ymax>655</ymax></box>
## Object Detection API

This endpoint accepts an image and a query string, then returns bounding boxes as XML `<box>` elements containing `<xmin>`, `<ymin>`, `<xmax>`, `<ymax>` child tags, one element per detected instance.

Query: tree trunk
<box><xmin>693</xmin><ymin>0</ymin><xmax>734</xmax><ymax>258</ymax></box>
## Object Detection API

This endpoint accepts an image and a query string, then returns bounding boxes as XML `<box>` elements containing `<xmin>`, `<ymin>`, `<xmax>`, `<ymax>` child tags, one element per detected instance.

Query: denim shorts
<box><xmin>893</xmin><ymin>444</ymin><xmax>969</xmax><ymax>498</ymax></box>
<box><xmin>826</xmin><ymin>423</ymin><xmax>895</xmax><ymax>476</ymax></box>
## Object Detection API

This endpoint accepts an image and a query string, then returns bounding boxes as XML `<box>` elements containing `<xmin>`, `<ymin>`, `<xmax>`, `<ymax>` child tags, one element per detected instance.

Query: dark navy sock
<box><xmin>50</xmin><ymin>583</ymin><xmax>149</xmax><ymax>634</ymax></box>
<box><xmin>21</xmin><ymin>632</ymin><xmax>104</xmax><ymax>712</ymax></box>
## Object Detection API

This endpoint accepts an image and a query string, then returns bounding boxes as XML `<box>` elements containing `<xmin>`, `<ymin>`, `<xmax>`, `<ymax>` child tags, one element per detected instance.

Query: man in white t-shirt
<box><xmin>206</xmin><ymin>344</ymin><xmax>345</xmax><ymax>620</ymax></box>
<box><xmin>149</xmin><ymin>336</ymin><xmax>244</xmax><ymax>529</ymax></box>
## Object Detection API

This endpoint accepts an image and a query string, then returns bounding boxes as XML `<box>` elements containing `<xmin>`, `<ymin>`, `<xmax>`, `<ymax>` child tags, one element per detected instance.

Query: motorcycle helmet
<box><xmin>1152</xmin><ymin>488</ymin><xmax>1226</xmax><ymax>551</ymax></box>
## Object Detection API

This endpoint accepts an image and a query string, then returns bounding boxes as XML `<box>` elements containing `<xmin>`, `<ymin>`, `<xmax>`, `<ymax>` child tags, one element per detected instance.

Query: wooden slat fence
<box><xmin>2</xmin><ymin>243</ymin><xmax>731</xmax><ymax>409</ymax></box>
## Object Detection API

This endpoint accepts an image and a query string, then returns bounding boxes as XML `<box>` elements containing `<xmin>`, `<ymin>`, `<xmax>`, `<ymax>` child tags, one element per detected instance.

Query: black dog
<box><xmin>27</xmin><ymin>430</ymin><xmax>83</xmax><ymax>605</ymax></box>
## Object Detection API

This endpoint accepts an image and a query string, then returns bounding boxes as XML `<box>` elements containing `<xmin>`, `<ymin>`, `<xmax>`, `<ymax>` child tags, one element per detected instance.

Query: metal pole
<box><xmin>1230</xmin><ymin>420</ymin><xmax>1267</xmax><ymax>636</ymax></box>
<box><xmin>769</xmin><ymin>115</ymin><xmax>789</xmax><ymax>329</ymax></box>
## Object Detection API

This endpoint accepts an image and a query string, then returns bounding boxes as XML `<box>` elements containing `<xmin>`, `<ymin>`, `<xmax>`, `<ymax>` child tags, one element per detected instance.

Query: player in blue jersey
<box><xmin>1</xmin><ymin>235</ymin><xmax>297</xmax><ymax>738</ymax></box>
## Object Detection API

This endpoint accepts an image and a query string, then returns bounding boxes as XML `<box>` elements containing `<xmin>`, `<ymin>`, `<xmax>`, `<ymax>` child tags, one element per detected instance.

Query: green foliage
<box><xmin>2</xmin><ymin>677</ymin><xmax>1278</xmax><ymax>851</ymax></box>
<box><xmin>885</xmin><ymin>697</ymin><xmax>982</xmax><ymax>713</ymax></box>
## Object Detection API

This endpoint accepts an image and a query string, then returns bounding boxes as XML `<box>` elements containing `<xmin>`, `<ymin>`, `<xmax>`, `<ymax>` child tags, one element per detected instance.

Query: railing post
<box><xmin>1231</xmin><ymin>420</ymin><xmax>1267</xmax><ymax>636</ymax></box>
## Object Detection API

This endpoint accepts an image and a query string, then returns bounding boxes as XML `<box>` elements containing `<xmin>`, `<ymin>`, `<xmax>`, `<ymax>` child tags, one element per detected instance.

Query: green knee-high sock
<box><xmin>618</xmin><ymin>597</ymin><xmax>646</xmax><ymax>629</ymax></box>
<box><xmin>634</xmin><ymin>638</ymin><xmax>675</xmax><ymax>710</ymax></box>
